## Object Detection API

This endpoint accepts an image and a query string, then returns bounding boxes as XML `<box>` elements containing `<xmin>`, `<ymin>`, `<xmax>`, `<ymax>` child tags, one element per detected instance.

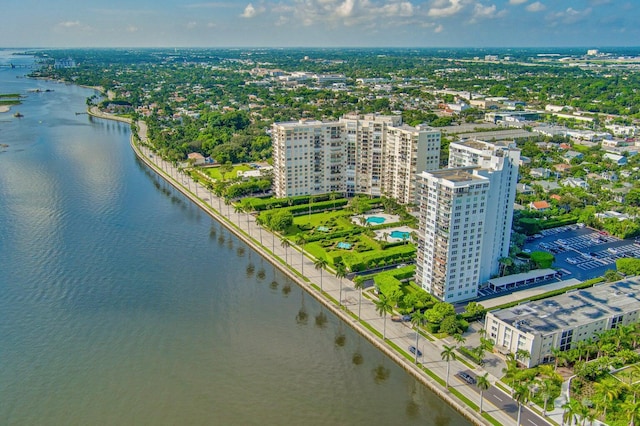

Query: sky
<box><xmin>1</xmin><ymin>0</ymin><xmax>637</xmax><ymax>48</ymax></box>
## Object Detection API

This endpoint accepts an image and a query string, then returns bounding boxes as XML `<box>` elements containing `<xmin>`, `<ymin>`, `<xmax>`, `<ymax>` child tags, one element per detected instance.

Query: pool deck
<box><xmin>375</xmin><ymin>225</ymin><xmax>414</xmax><ymax>243</ymax></box>
<box><xmin>350</xmin><ymin>212</ymin><xmax>401</xmax><ymax>226</ymax></box>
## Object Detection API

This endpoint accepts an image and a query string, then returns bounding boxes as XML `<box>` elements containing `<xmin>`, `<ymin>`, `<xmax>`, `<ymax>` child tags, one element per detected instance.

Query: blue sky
<box><xmin>1</xmin><ymin>0</ymin><xmax>636</xmax><ymax>48</ymax></box>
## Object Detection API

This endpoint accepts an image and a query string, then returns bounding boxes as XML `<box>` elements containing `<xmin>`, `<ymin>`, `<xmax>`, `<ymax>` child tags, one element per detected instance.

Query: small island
<box><xmin>0</xmin><ymin>93</ymin><xmax>23</xmax><ymax>113</ymax></box>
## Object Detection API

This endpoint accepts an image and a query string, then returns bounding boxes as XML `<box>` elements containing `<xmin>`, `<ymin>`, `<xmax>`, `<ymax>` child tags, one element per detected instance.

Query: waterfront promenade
<box><xmin>89</xmin><ymin>107</ymin><xmax>555</xmax><ymax>426</ymax></box>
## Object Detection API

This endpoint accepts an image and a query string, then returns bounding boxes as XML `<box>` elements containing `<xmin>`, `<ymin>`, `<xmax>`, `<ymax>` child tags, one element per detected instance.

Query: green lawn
<box><xmin>201</xmin><ymin>164</ymin><xmax>252</xmax><ymax>181</ymax></box>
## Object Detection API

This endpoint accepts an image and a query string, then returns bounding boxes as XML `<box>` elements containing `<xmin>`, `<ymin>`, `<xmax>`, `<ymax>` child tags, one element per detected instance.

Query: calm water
<box><xmin>0</xmin><ymin>51</ymin><xmax>468</xmax><ymax>426</ymax></box>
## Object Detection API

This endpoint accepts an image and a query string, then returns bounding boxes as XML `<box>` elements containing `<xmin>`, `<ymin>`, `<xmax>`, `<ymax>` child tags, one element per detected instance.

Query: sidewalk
<box><xmin>106</xmin><ymin>111</ymin><xmax>552</xmax><ymax>426</ymax></box>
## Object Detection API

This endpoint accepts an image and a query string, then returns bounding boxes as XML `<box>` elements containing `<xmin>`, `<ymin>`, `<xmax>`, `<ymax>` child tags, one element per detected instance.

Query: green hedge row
<box><xmin>458</xmin><ymin>346</ymin><xmax>483</xmax><ymax>365</ymax></box>
<box><xmin>343</xmin><ymin>245</ymin><xmax>416</xmax><ymax>272</ymax></box>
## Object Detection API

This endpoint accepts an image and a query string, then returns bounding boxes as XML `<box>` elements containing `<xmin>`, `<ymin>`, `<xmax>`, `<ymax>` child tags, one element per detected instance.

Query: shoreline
<box><xmin>87</xmin><ymin>107</ymin><xmax>534</xmax><ymax>426</ymax></box>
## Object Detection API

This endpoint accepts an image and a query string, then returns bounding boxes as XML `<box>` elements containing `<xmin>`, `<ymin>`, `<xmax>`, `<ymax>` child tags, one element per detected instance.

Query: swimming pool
<box><xmin>366</xmin><ymin>216</ymin><xmax>385</xmax><ymax>225</ymax></box>
<box><xmin>390</xmin><ymin>231</ymin><xmax>410</xmax><ymax>240</ymax></box>
<box><xmin>336</xmin><ymin>242</ymin><xmax>352</xmax><ymax>249</ymax></box>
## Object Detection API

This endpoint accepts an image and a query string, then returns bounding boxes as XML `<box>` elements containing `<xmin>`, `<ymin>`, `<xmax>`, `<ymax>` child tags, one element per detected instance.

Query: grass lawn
<box><xmin>290</xmin><ymin>209</ymin><xmax>354</xmax><ymax>233</ymax></box>
<box><xmin>612</xmin><ymin>363</ymin><xmax>640</xmax><ymax>385</ymax></box>
<box><xmin>200</xmin><ymin>164</ymin><xmax>252</xmax><ymax>181</ymax></box>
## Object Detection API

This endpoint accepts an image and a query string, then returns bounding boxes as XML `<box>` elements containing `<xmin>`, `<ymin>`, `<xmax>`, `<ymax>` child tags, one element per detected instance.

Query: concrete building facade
<box><xmin>485</xmin><ymin>279</ymin><xmax>640</xmax><ymax>367</ymax></box>
<box><xmin>415</xmin><ymin>168</ymin><xmax>490</xmax><ymax>302</ymax></box>
<box><xmin>447</xmin><ymin>140</ymin><xmax>520</xmax><ymax>284</ymax></box>
<box><xmin>271</xmin><ymin>114</ymin><xmax>440</xmax><ymax>204</ymax></box>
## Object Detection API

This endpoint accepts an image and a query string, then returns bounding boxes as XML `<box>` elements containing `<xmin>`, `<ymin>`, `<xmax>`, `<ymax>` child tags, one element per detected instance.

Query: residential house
<box><xmin>563</xmin><ymin>151</ymin><xmax>583</xmax><ymax>164</ymax></box>
<box><xmin>603</xmin><ymin>152</ymin><xmax>628</xmax><ymax>166</ymax></box>
<box><xmin>533</xmin><ymin>180</ymin><xmax>561</xmax><ymax>193</ymax></box>
<box><xmin>561</xmin><ymin>177</ymin><xmax>588</xmax><ymax>189</ymax></box>
<box><xmin>529</xmin><ymin>168</ymin><xmax>551</xmax><ymax>179</ymax></box>
<box><xmin>529</xmin><ymin>201</ymin><xmax>551</xmax><ymax>211</ymax></box>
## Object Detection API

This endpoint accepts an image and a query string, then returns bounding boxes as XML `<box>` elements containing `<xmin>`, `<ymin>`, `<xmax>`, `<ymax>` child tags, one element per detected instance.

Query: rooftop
<box><xmin>490</xmin><ymin>278</ymin><xmax>640</xmax><ymax>335</ymax></box>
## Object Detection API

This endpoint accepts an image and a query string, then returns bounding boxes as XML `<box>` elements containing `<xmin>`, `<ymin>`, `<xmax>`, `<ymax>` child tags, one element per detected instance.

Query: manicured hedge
<box><xmin>343</xmin><ymin>245</ymin><xmax>416</xmax><ymax>272</ymax></box>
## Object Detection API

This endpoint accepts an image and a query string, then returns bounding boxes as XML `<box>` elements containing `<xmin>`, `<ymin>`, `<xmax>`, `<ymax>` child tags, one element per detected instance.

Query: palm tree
<box><xmin>255</xmin><ymin>215</ymin><xmax>264</xmax><ymax>245</ymax></box>
<box><xmin>374</xmin><ymin>294</ymin><xmax>393</xmax><ymax>340</ymax></box>
<box><xmin>335</xmin><ymin>265</ymin><xmax>346</xmax><ymax>307</ymax></box>
<box><xmin>622</xmin><ymin>399</ymin><xmax>640</xmax><ymax>426</ymax></box>
<box><xmin>513</xmin><ymin>383</ymin><xmax>530</xmax><ymax>426</ymax></box>
<box><xmin>314</xmin><ymin>257</ymin><xmax>328</xmax><ymax>291</ymax></box>
<box><xmin>295</xmin><ymin>234</ymin><xmax>307</xmax><ymax>275</ymax></box>
<box><xmin>516</xmin><ymin>349</ymin><xmax>531</xmax><ymax>367</ymax></box>
<box><xmin>410</xmin><ymin>311</ymin><xmax>428</xmax><ymax>364</ymax></box>
<box><xmin>441</xmin><ymin>344</ymin><xmax>457</xmax><ymax>388</ymax></box>
<box><xmin>476</xmin><ymin>373</ymin><xmax>490</xmax><ymax>414</ymax></box>
<box><xmin>280</xmin><ymin>237</ymin><xmax>290</xmax><ymax>264</ymax></box>
<box><xmin>562</xmin><ymin>399</ymin><xmax>581</xmax><ymax>426</ymax></box>
<box><xmin>538</xmin><ymin>379</ymin><xmax>554</xmax><ymax>417</ymax></box>
<box><xmin>593</xmin><ymin>378</ymin><xmax>620</xmax><ymax>420</ymax></box>
<box><xmin>234</xmin><ymin>203</ymin><xmax>243</xmax><ymax>221</ymax></box>
<box><xmin>453</xmin><ymin>333</ymin><xmax>466</xmax><ymax>346</ymax></box>
<box><xmin>382</xmin><ymin>231</ymin><xmax>389</xmax><ymax>243</ymax></box>
<box><xmin>353</xmin><ymin>276</ymin><xmax>365</xmax><ymax>319</ymax></box>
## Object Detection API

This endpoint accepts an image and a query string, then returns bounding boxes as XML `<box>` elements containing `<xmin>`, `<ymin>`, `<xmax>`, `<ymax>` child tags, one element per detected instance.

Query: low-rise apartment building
<box><xmin>485</xmin><ymin>279</ymin><xmax>640</xmax><ymax>367</ymax></box>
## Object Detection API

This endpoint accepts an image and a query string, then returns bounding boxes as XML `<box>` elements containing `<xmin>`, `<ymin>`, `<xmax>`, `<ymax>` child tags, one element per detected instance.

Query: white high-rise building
<box><xmin>448</xmin><ymin>140</ymin><xmax>520</xmax><ymax>283</ymax></box>
<box><xmin>416</xmin><ymin>139</ymin><xmax>520</xmax><ymax>303</ymax></box>
<box><xmin>272</xmin><ymin>120</ymin><xmax>345</xmax><ymax>197</ymax></box>
<box><xmin>271</xmin><ymin>114</ymin><xmax>440</xmax><ymax>203</ymax></box>
<box><xmin>339</xmin><ymin>113</ymin><xmax>402</xmax><ymax>198</ymax></box>
<box><xmin>415</xmin><ymin>168</ymin><xmax>490</xmax><ymax>303</ymax></box>
<box><xmin>383</xmin><ymin>124</ymin><xmax>441</xmax><ymax>205</ymax></box>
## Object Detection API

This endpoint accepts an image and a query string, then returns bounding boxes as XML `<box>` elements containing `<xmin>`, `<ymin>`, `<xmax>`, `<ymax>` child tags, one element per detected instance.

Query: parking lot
<box><xmin>523</xmin><ymin>224</ymin><xmax>640</xmax><ymax>281</ymax></box>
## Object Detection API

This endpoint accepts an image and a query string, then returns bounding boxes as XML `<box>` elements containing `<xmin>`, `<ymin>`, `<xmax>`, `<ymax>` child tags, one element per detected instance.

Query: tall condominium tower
<box><xmin>448</xmin><ymin>140</ymin><xmax>520</xmax><ymax>283</ymax></box>
<box><xmin>382</xmin><ymin>124</ymin><xmax>441</xmax><ymax>205</ymax></box>
<box><xmin>271</xmin><ymin>114</ymin><xmax>440</xmax><ymax>204</ymax></box>
<box><xmin>415</xmin><ymin>140</ymin><xmax>520</xmax><ymax>303</ymax></box>
<box><xmin>415</xmin><ymin>168</ymin><xmax>490</xmax><ymax>303</ymax></box>
<box><xmin>339</xmin><ymin>113</ymin><xmax>402</xmax><ymax>198</ymax></box>
<box><xmin>271</xmin><ymin>120</ymin><xmax>345</xmax><ymax>197</ymax></box>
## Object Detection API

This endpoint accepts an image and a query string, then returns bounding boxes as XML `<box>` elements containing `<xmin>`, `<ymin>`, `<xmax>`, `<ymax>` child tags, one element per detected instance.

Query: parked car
<box><xmin>408</xmin><ymin>345</ymin><xmax>422</xmax><ymax>357</ymax></box>
<box><xmin>391</xmin><ymin>314</ymin><xmax>412</xmax><ymax>322</ymax></box>
<box><xmin>457</xmin><ymin>371</ymin><xmax>476</xmax><ymax>385</ymax></box>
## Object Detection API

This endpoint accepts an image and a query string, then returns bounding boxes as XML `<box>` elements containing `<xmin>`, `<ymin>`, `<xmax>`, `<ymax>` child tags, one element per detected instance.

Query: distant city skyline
<box><xmin>1</xmin><ymin>0</ymin><xmax>637</xmax><ymax>48</ymax></box>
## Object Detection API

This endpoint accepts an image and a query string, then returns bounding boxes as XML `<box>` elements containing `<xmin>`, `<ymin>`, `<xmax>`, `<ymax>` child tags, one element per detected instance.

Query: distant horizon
<box><xmin>3</xmin><ymin>46</ymin><xmax>640</xmax><ymax>51</ymax></box>
<box><xmin>2</xmin><ymin>1</ymin><xmax>636</xmax><ymax>49</ymax></box>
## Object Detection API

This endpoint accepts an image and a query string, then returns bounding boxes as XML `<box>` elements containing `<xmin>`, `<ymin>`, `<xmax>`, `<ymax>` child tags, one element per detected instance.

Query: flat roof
<box><xmin>489</xmin><ymin>278</ymin><xmax>640</xmax><ymax>335</ymax></box>
<box><xmin>488</xmin><ymin>268</ymin><xmax>556</xmax><ymax>287</ymax></box>
<box><xmin>425</xmin><ymin>167</ymin><xmax>487</xmax><ymax>183</ymax></box>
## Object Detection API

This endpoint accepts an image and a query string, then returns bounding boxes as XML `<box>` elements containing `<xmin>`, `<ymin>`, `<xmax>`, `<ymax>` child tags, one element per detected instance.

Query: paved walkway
<box><xmin>91</xmin><ymin>109</ymin><xmax>556</xmax><ymax>426</ymax></box>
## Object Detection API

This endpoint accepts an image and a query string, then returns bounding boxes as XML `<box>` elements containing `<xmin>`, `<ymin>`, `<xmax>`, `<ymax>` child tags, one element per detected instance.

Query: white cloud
<box><xmin>470</xmin><ymin>3</ymin><xmax>506</xmax><ymax>22</ymax></box>
<box><xmin>508</xmin><ymin>0</ymin><xmax>527</xmax><ymax>4</ymax></box>
<box><xmin>427</xmin><ymin>0</ymin><xmax>463</xmax><ymax>18</ymax></box>
<box><xmin>241</xmin><ymin>3</ymin><xmax>258</xmax><ymax>18</ymax></box>
<box><xmin>336</xmin><ymin>0</ymin><xmax>356</xmax><ymax>17</ymax></box>
<box><xmin>58</xmin><ymin>21</ymin><xmax>82</xmax><ymax>28</ymax></box>
<box><xmin>526</xmin><ymin>1</ymin><xmax>545</xmax><ymax>12</ymax></box>
<box><xmin>126</xmin><ymin>25</ymin><xmax>139</xmax><ymax>33</ymax></box>
<box><xmin>434</xmin><ymin>24</ymin><xmax>444</xmax><ymax>32</ymax></box>
<box><xmin>186</xmin><ymin>21</ymin><xmax>198</xmax><ymax>29</ymax></box>
<box><xmin>547</xmin><ymin>7</ymin><xmax>592</xmax><ymax>25</ymax></box>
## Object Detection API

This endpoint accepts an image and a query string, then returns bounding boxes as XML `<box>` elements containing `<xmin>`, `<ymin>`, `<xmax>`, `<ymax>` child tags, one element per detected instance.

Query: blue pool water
<box><xmin>366</xmin><ymin>216</ymin><xmax>385</xmax><ymax>224</ymax></box>
<box><xmin>337</xmin><ymin>242</ymin><xmax>352</xmax><ymax>249</ymax></box>
<box><xmin>390</xmin><ymin>231</ymin><xmax>410</xmax><ymax>240</ymax></box>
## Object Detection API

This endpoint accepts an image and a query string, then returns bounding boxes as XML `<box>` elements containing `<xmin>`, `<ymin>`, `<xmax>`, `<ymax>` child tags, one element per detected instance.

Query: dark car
<box><xmin>457</xmin><ymin>371</ymin><xmax>476</xmax><ymax>385</ymax></box>
<box><xmin>408</xmin><ymin>345</ymin><xmax>422</xmax><ymax>357</ymax></box>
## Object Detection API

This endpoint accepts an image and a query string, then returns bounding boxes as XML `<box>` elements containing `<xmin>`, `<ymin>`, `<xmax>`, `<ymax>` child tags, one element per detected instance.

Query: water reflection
<box><xmin>256</xmin><ymin>268</ymin><xmax>266</xmax><ymax>281</ymax></box>
<box><xmin>246</xmin><ymin>263</ymin><xmax>255</xmax><ymax>277</ymax></box>
<box><xmin>373</xmin><ymin>362</ymin><xmax>391</xmax><ymax>384</ymax></box>
<box><xmin>281</xmin><ymin>283</ymin><xmax>291</xmax><ymax>296</ymax></box>
<box><xmin>352</xmin><ymin>352</ymin><xmax>364</xmax><ymax>365</ymax></box>
<box><xmin>315</xmin><ymin>310</ymin><xmax>328</xmax><ymax>328</ymax></box>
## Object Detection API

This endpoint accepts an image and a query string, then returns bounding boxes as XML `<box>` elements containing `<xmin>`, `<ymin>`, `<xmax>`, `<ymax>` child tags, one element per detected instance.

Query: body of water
<box><xmin>0</xmin><ymin>50</ymin><xmax>468</xmax><ymax>425</ymax></box>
